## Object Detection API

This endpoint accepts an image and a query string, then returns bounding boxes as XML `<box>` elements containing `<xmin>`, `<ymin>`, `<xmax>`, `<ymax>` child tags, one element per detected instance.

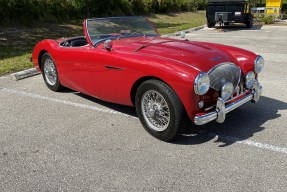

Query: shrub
<box><xmin>130</xmin><ymin>0</ymin><xmax>147</xmax><ymax>14</ymax></box>
<box><xmin>263</xmin><ymin>15</ymin><xmax>275</xmax><ymax>24</ymax></box>
<box><xmin>0</xmin><ymin>0</ymin><xmax>207</xmax><ymax>25</ymax></box>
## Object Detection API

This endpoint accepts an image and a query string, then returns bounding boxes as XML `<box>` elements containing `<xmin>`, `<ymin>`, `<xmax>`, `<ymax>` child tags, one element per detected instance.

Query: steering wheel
<box><xmin>132</xmin><ymin>31</ymin><xmax>143</xmax><ymax>35</ymax></box>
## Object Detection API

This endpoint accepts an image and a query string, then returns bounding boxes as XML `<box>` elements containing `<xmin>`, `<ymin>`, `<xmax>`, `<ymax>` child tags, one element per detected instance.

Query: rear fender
<box><xmin>32</xmin><ymin>39</ymin><xmax>60</xmax><ymax>71</ymax></box>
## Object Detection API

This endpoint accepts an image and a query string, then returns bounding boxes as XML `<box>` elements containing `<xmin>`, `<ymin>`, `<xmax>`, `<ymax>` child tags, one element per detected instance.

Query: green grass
<box><xmin>0</xmin><ymin>21</ymin><xmax>84</xmax><ymax>75</ymax></box>
<box><xmin>0</xmin><ymin>54</ymin><xmax>31</xmax><ymax>74</ymax></box>
<box><xmin>149</xmin><ymin>11</ymin><xmax>206</xmax><ymax>34</ymax></box>
<box><xmin>0</xmin><ymin>11</ymin><xmax>206</xmax><ymax>76</ymax></box>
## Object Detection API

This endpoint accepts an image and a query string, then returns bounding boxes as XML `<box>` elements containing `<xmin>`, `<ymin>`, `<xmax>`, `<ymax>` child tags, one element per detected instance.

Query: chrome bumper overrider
<box><xmin>194</xmin><ymin>81</ymin><xmax>263</xmax><ymax>125</ymax></box>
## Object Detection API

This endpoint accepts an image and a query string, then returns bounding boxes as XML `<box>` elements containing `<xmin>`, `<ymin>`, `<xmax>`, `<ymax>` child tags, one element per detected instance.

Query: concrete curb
<box><xmin>191</xmin><ymin>25</ymin><xmax>205</xmax><ymax>31</ymax></box>
<box><xmin>10</xmin><ymin>68</ymin><xmax>40</xmax><ymax>81</ymax></box>
<box><xmin>175</xmin><ymin>25</ymin><xmax>205</xmax><ymax>36</ymax></box>
<box><xmin>162</xmin><ymin>25</ymin><xmax>205</xmax><ymax>37</ymax></box>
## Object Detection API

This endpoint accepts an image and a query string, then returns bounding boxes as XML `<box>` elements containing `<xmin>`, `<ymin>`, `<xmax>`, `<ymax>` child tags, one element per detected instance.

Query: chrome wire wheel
<box><xmin>136</xmin><ymin>80</ymin><xmax>185</xmax><ymax>141</ymax></box>
<box><xmin>141</xmin><ymin>90</ymin><xmax>170</xmax><ymax>132</ymax></box>
<box><xmin>41</xmin><ymin>53</ymin><xmax>63</xmax><ymax>92</ymax></box>
<box><xmin>43</xmin><ymin>59</ymin><xmax>57</xmax><ymax>86</ymax></box>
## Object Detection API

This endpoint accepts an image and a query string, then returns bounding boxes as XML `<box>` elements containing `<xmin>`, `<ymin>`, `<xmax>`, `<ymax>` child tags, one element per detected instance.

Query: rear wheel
<box><xmin>207</xmin><ymin>22</ymin><xmax>215</xmax><ymax>28</ymax></box>
<box><xmin>41</xmin><ymin>53</ymin><xmax>63</xmax><ymax>92</ymax></box>
<box><xmin>246</xmin><ymin>16</ymin><xmax>253</xmax><ymax>28</ymax></box>
<box><xmin>135</xmin><ymin>80</ymin><xmax>185</xmax><ymax>142</ymax></box>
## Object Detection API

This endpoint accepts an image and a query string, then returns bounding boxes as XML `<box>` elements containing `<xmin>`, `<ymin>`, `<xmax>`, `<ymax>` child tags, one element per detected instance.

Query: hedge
<box><xmin>0</xmin><ymin>0</ymin><xmax>207</xmax><ymax>24</ymax></box>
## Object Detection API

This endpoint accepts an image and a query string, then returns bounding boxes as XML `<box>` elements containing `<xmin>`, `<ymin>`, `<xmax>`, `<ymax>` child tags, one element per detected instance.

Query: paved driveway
<box><xmin>0</xmin><ymin>25</ymin><xmax>287</xmax><ymax>191</ymax></box>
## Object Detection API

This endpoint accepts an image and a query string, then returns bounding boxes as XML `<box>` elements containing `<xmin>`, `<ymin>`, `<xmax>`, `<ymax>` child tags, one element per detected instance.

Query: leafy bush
<box><xmin>147</xmin><ymin>0</ymin><xmax>160</xmax><ymax>13</ymax></box>
<box><xmin>0</xmin><ymin>0</ymin><xmax>207</xmax><ymax>25</ymax></box>
<box><xmin>130</xmin><ymin>0</ymin><xmax>147</xmax><ymax>14</ymax></box>
<box><xmin>254</xmin><ymin>14</ymin><xmax>276</xmax><ymax>24</ymax></box>
<box><xmin>263</xmin><ymin>15</ymin><xmax>275</xmax><ymax>24</ymax></box>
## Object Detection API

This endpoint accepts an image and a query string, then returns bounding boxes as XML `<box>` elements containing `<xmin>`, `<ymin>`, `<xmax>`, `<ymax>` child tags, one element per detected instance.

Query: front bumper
<box><xmin>194</xmin><ymin>81</ymin><xmax>263</xmax><ymax>125</ymax></box>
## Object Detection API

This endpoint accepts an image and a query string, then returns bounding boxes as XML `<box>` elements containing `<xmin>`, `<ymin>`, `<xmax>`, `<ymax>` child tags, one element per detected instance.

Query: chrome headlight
<box><xmin>194</xmin><ymin>72</ymin><xmax>210</xmax><ymax>95</ymax></box>
<box><xmin>221</xmin><ymin>82</ymin><xmax>234</xmax><ymax>101</ymax></box>
<box><xmin>254</xmin><ymin>55</ymin><xmax>264</xmax><ymax>73</ymax></box>
<box><xmin>245</xmin><ymin>71</ymin><xmax>255</xmax><ymax>89</ymax></box>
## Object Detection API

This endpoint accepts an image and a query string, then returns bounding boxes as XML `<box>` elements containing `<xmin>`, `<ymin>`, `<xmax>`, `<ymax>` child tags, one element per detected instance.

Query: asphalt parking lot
<box><xmin>1</xmin><ymin>24</ymin><xmax>287</xmax><ymax>191</ymax></box>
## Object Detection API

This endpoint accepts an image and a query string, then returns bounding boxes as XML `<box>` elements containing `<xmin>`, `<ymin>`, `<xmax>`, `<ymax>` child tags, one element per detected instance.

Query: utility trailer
<box><xmin>206</xmin><ymin>0</ymin><xmax>253</xmax><ymax>28</ymax></box>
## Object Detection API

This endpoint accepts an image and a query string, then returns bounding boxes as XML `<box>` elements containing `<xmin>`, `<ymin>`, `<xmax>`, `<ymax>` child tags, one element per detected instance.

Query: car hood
<box><xmin>111</xmin><ymin>36</ymin><xmax>232</xmax><ymax>72</ymax></box>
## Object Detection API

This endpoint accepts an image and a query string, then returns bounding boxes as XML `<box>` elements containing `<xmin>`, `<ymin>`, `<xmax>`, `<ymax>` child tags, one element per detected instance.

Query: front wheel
<box><xmin>135</xmin><ymin>80</ymin><xmax>185</xmax><ymax>141</ymax></box>
<box><xmin>41</xmin><ymin>53</ymin><xmax>63</xmax><ymax>92</ymax></box>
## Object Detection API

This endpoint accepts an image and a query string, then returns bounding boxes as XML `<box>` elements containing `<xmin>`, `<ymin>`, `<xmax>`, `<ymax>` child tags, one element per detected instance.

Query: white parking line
<box><xmin>210</xmin><ymin>133</ymin><xmax>287</xmax><ymax>154</ymax></box>
<box><xmin>0</xmin><ymin>76</ymin><xmax>8</xmax><ymax>79</ymax></box>
<box><xmin>1</xmin><ymin>87</ymin><xmax>287</xmax><ymax>155</ymax></box>
<box><xmin>1</xmin><ymin>87</ymin><xmax>136</xmax><ymax>119</ymax></box>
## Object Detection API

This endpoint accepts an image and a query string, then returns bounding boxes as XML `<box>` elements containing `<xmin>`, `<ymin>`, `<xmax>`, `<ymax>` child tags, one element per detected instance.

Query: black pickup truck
<box><xmin>206</xmin><ymin>0</ymin><xmax>253</xmax><ymax>28</ymax></box>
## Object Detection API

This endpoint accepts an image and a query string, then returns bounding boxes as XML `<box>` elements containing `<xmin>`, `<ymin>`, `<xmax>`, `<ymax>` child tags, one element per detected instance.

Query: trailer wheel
<box><xmin>207</xmin><ymin>22</ymin><xmax>215</xmax><ymax>28</ymax></box>
<box><xmin>246</xmin><ymin>16</ymin><xmax>253</xmax><ymax>29</ymax></box>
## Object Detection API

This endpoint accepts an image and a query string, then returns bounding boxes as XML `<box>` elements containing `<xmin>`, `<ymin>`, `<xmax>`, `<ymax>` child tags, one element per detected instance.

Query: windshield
<box><xmin>86</xmin><ymin>16</ymin><xmax>159</xmax><ymax>46</ymax></box>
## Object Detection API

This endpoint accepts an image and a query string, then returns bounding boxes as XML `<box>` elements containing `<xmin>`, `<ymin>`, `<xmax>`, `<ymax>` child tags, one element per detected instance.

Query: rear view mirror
<box><xmin>104</xmin><ymin>40</ymin><xmax>113</xmax><ymax>51</ymax></box>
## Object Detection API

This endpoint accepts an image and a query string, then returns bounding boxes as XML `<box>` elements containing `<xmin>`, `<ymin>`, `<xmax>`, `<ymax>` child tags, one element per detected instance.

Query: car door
<box><xmin>82</xmin><ymin>18</ymin><xmax>138</xmax><ymax>105</ymax></box>
<box><xmin>85</xmin><ymin>46</ymin><xmax>136</xmax><ymax>105</ymax></box>
<box><xmin>56</xmin><ymin>45</ymin><xmax>90</xmax><ymax>94</ymax></box>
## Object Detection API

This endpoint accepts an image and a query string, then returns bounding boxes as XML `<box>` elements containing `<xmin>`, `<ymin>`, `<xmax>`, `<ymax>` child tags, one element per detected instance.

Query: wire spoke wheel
<box><xmin>141</xmin><ymin>90</ymin><xmax>170</xmax><ymax>132</ymax></box>
<box><xmin>44</xmin><ymin>59</ymin><xmax>57</xmax><ymax>86</ymax></box>
<box><xmin>136</xmin><ymin>80</ymin><xmax>185</xmax><ymax>141</ymax></box>
<box><xmin>41</xmin><ymin>53</ymin><xmax>63</xmax><ymax>92</ymax></box>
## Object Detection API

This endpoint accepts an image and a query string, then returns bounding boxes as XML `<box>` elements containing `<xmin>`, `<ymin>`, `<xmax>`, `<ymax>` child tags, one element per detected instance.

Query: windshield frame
<box><xmin>84</xmin><ymin>16</ymin><xmax>160</xmax><ymax>47</ymax></box>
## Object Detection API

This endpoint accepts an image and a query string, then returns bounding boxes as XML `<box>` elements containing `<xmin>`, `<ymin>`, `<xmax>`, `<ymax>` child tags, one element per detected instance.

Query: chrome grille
<box><xmin>208</xmin><ymin>63</ymin><xmax>241</xmax><ymax>91</ymax></box>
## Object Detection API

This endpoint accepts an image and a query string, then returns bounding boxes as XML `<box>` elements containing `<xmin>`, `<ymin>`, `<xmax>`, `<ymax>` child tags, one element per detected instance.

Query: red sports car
<box><xmin>32</xmin><ymin>16</ymin><xmax>264</xmax><ymax>141</ymax></box>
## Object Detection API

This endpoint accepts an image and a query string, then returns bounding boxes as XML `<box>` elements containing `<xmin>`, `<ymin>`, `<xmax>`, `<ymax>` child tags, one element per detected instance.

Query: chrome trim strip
<box><xmin>194</xmin><ymin>81</ymin><xmax>262</xmax><ymax>125</ymax></box>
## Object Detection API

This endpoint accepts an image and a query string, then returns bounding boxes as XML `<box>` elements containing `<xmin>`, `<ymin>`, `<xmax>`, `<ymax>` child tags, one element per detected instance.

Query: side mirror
<box><xmin>180</xmin><ymin>31</ymin><xmax>185</xmax><ymax>39</ymax></box>
<box><xmin>104</xmin><ymin>40</ymin><xmax>113</xmax><ymax>51</ymax></box>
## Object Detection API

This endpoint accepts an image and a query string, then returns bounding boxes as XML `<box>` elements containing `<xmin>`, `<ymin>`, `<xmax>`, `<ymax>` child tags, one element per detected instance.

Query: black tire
<box><xmin>207</xmin><ymin>22</ymin><xmax>215</xmax><ymax>28</ymax></box>
<box><xmin>41</xmin><ymin>53</ymin><xmax>63</xmax><ymax>92</ymax></box>
<box><xmin>135</xmin><ymin>80</ymin><xmax>185</xmax><ymax>142</ymax></box>
<box><xmin>246</xmin><ymin>16</ymin><xmax>253</xmax><ymax>29</ymax></box>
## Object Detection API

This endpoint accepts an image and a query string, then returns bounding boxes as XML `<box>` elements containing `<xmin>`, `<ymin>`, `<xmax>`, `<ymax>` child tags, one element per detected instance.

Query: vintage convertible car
<box><xmin>32</xmin><ymin>16</ymin><xmax>264</xmax><ymax>141</ymax></box>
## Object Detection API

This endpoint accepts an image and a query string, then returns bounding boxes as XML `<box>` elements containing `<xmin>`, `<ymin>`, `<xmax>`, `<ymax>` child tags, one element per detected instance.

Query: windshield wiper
<box><xmin>134</xmin><ymin>40</ymin><xmax>178</xmax><ymax>52</ymax></box>
<box><xmin>134</xmin><ymin>44</ymin><xmax>149</xmax><ymax>52</ymax></box>
<box><xmin>93</xmin><ymin>34</ymin><xmax>158</xmax><ymax>48</ymax></box>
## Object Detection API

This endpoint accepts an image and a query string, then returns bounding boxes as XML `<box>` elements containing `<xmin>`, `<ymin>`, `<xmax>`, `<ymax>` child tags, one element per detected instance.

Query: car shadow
<box><xmin>214</xmin><ymin>24</ymin><xmax>263</xmax><ymax>31</ymax></box>
<box><xmin>74</xmin><ymin>92</ymin><xmax>138</xmax><ymax>118</ymax></box>
<box><xmin>71</xmin><ymin>92</ymin><xmax>285</xmax><ymax>147</ymax></box>
<box><xmin>174</xmin><ymin>96</ymin><xmax>287</xmax><ymax>146</ymax></box>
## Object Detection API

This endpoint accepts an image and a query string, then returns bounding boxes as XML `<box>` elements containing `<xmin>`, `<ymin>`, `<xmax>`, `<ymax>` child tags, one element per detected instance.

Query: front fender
<box><xmin>114</xmin><ymin>51</ymin><xmax>202</xmax><ymax>120</ymax></box>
